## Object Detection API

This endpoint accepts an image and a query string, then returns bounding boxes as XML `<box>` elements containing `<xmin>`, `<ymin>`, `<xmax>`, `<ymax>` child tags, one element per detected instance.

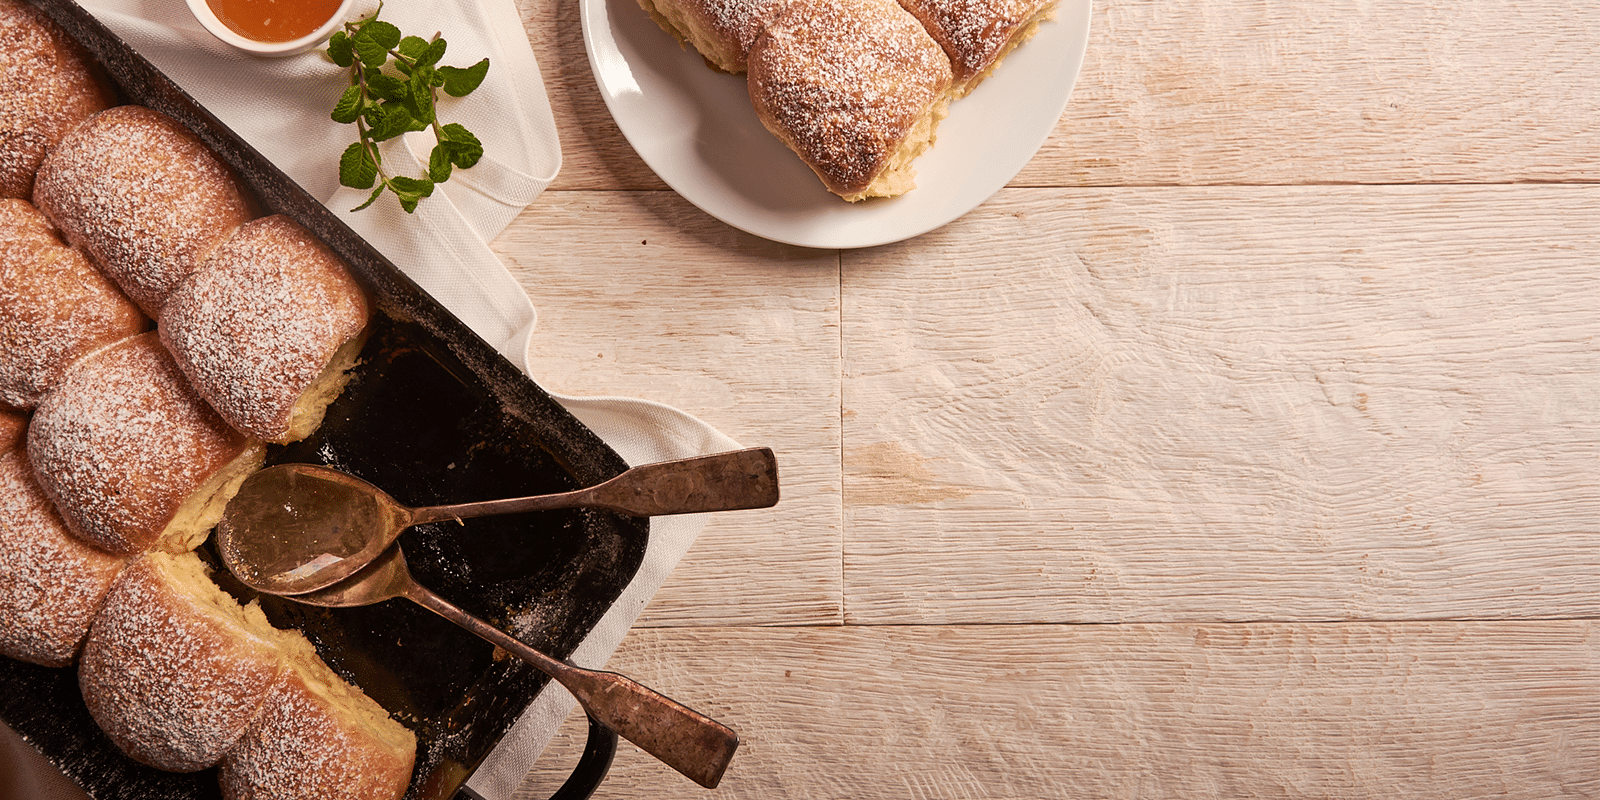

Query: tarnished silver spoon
<box><xmin>215</xmin><ymin>447</ymin><xmax>779</xmax><ymax>595</ymax></box>
<box><xmin>214</xmin><ymin>448</ymin><xmax>777</xmax><ymax>789</ymax></box>
<box><xmin>286</xmin><ymin>543</ymin><xmax>739</xmax><ymax>788</ymax></box>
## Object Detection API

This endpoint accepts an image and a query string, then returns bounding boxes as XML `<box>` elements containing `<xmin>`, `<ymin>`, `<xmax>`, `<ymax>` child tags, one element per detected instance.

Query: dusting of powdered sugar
<box><xmin>0</xmin><ymin>0</ymin><xmax>113</xmax><ymax>198</ymax></box>
<box><xmin>746</xmin><ymin>0</ymin><xmax>952</xmax><ymax>194</ymax></box>
<box><xmin>897</xmin><ymin>0</ymin><xmax>1058</xmax><ymax>87</ymax></box>
<box><xmin>160</xmin><ymin>215</ymin><xmax>368</xmax><ymax>443</ymax></box>
<box><xmin>76</xmin><ymin>553</ymin><xmax>284</xmax><ymax>772</ymax></box>
<box><xmin>220</xmin><ymin>669</ymin><xmax>415</xmax><ymax>800</ymax></box>
<box><xmin>27</xmin><ymin>333</ymin><xmax>248</xmax><ymax>554</ymax></box>
<box><xmin>0</xmin><ymin>201</ymin><xmax>148</xmax><ymax>408</ymax></box>
<box><xmin>0</xmin><ymin>450</ymin><xmax>127</xmax><ymax>668</ymax></box>
<box><xmin>31</xmin><ymin>105</ymin><xmax>251</xmax><ymax>316</ymax></box>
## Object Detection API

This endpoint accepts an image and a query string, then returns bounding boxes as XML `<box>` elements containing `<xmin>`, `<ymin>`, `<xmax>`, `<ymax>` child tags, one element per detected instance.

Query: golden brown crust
<box><xmin>0</xmin><ymin>0</ymin><xmax>114</xmax><ymax>199</ymax></box>
<box><xmin>0</xmin><ymin>403</ymin><xmax>23</xmax><ymax>453</ymax></box>
<box><xmin>32</xmin><ymin>106</ymin><xmax>252</xmax><ymax>316</ymax></box>
<box><xmin>77</xmin><ymin>551</ymin><xmax>285</xmax><ymax>772</ymax></box>
<box><xmin>895</xmin><ymin>0</ymin><xmax>1059</xmax><ymax>95</ymax></box>
<box><xmin>637</xmin><ymin>0</ymin><xmax>790</xmax><ymax>74</ymax></box>
<box><xmin>220</xmin><ymin>663</ymin><xmax>416</xmax><ymax>800</ymax></box>
<box><xmin>26</xmin><ymin>333</ymin><xmax>257</xmax><ymax>554</ymax></box>
<box><xmin>0</xmin><ymin>199</ymin><xmax>147</xmax><ymax>408</ymax></box>
<box><xmin>0</xmin><ymin>450</ymin><xmax>127</xmax><ymax>668</ymax></box>
<box><xmin>160</xmin><ymin>215</ymin><xmax>369</xmax><ymax>444</ymax></box>
<box><xmin>746</xmin><ymin>0</ymin><xmax>952</xmax><ymax>200</ymax></box>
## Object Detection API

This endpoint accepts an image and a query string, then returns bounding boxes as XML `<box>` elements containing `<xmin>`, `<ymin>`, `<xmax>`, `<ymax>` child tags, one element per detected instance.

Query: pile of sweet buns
<box><xmin>638</xmin><ymin>0</ymin><xmax>1062</xmax><ymax>200</ymax></box>
<box><xmin>1</xmin><ymin>0</ymin><xmax>416</xmax><ymax>797</ymax></box>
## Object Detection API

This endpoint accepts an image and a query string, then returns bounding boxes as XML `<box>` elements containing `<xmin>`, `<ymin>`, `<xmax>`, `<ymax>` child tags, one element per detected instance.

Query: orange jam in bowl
<box><xmin>206</xmin><ymin>0</ymin><xmax>346</xmax><ymax>43</ymax></box>
<box><xmin>187</xmin><ymin>0</ymin><xmax>355</xmax><ymax>56</ymax></box>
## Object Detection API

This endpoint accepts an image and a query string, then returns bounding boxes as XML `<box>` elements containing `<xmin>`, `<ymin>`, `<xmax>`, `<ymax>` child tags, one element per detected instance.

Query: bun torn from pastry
<box><xmin>637</xmin><ymin>0</ymin><xmax>790</xmax><ymax>74</ymax></box>
<box><xmin>0</xmin><ymin>0</ymin><xmax>114</xmax><ymax>199</ymax></box>
<box><xmin>160</xmin><ymin>214</ymin><xmax>369</xmax><ymax>444</ymax></box>
<box><xmin>0</xmin><ymin>450</ymin><xmax>127</xmax><ymax>668</ymax></box>
<box><xmin>220</xmin><ymin>636</ymin><xmax>417</xmax><ymax>800</ymax></box>
<box><xmin>32</xmin><ymin>105</ymin><xmax>252</xmax><ymax>316</ymax></box>
<box><xmin>77</xmin><ymin>550</ymin><xmax>284</xmax><ymax>772</ymax></box>
<box><xmin>0</xmin><ymin>199</ymin><xmax>147</xmax><ymax>409</ymax></box>
<box><xmin>746</xmin><ymin>0</ymin><xmax>953</xmax><ymax>201</ymax></box>
<box><xmin>895</xmin><ymin>0</ymin><xmax>1060</xmax><ymax>97</ymax></box>
<box><xmin>27</xmin><ymin>333</ymin><xmax>264</xmax><ymax>555</ymax></box>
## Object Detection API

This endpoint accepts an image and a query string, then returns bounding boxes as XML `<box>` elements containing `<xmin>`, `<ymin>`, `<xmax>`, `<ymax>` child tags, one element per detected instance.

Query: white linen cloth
<box><xmin>6</xmin><ymin>0</ymin><xmax>740</xmax><ymax>797</ymax></box>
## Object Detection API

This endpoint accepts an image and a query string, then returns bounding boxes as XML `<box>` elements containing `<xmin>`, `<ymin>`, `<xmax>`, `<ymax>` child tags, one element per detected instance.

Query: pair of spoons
<box><xmin>214</xmin><ymin>447</ymin><xmax>780</xmax><ymax>789</ymax></box>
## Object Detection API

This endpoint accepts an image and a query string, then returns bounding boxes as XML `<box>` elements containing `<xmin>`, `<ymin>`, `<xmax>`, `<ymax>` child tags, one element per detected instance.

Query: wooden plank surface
<box><xmin>496</xmin><ymin>0</ymin><xmax>1600</xmax><ymax>796</ymax></box>
<box><xmin>494</xmin><ymin>190</ymin><xmax>843</xmax><ymax>626</ymax></box>
<box><xmin>841</xmin><ymin>184</ymin><xmax>1600</xmax><ymax>625</ymax></box>
<box><xmin>515</xmin><ymin>622</ymin><xmax>1600</xmax><ymax>799</ymax></box>
<box><xmin>1024</xmin><ymin>0</ymin><xmax>1600</xmax><ymax>187</ymax></box>
<box><xmin>521</xmin><ymin>0</ymin><xmax>1600</xmax><ymax>192</ymax></box>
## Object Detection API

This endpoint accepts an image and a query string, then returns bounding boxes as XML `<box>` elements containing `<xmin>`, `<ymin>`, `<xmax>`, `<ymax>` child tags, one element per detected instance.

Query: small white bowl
<box><xmin>187</xmin><ymin>0</ymin><xmax>356</xmax><ymax>58</ymax></box>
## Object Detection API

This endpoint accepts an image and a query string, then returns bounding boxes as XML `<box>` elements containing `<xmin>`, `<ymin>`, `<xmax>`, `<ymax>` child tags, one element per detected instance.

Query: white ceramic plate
<box><xmin>580</xmin><ymin>0</ymin><xmax>1094</xmax><ymax>249</ymax></box>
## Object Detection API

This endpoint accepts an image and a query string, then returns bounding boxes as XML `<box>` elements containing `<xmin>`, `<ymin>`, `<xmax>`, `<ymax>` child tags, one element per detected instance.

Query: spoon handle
<box><xmin>410</xmin><ymin>447</ymin><xmax>779</xmax><ymax>524</ymax></box>
<box><xmin>403</xmin><ymin>582</ymin><xmax>739</xmax><ymax>789</ymax></box>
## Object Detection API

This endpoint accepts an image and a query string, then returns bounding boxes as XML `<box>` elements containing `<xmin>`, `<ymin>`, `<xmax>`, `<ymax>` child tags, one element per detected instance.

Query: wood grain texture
<box><xmin>514</xmin><ymin>622</ymin><xmax>1600</xmax><ymax>799</ymax></box>
<box><xmin>494</xmin><ymin>190</ymin><xmax>843</xmax><ymax>626</ymax></box>
<box><xmin>520</xmin><ymin>0</ymin><xmax>1600</xmax><ymax>192</ymax></box>
<box><xmin>842</xmin><ymin>184</ymin><xmax>1600</xmax><ymax>624</ymax></box>
<box><xmin>519</xmin><ymin>0</ymin><xmax>669</xmax><ymax>191</ymax></box>
<box><xmin>1023</xmin><ymin>0</ymin><xmax>1600</xmax><ymax>186</ymax></box>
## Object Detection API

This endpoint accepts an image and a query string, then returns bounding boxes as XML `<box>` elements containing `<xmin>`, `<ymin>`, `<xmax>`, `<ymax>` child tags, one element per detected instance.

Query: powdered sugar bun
<box><xmin>0</xmin><ymin>200</ymin><xmax>147</xmax><ymax>408</ymax></box>
<box><xmin>220</xmin><ymin>638</ymin><xmax>416</xmax><ymax>800</ymax></box>
<box><xmin>160</xmin><ymin>214</ymin><xmax>369</xmax><ymax>444</ymax></box>
<box><xmin>895</xmin><ymin>0</ymin><xmax>1060</xmax><ymax>96</ymax></box>
<box><xmin>0</xmin><ymin>404</ymin><xmax>22</xmax><ymax>453</ymax></box>
<box><xmin>0</xmin><ymin>197</ymin><xmax>62</xmax><ymax>256</ymax></box>
<box><xmin>32</xmin><ymin>105</ymin><xmax>252</xmax><ymax>316</ymax></box>
<box><xmin>746</xmin><ymin>0</ymin><xmax>953</xmax><ymax>201</ymax></box>
<box><xmin>637</xmin><ymin>0</ymin><xmax>790</xmax><ymax>74</ymax></box>
<box><xmin>78</xmin><ymin>550</ymin><xmax>285</xmax><ymax>772</ymax></box>
<box><xmin>0</xmin><ymin>0</ymin><xmax>114</xmax><ymax>199</ymax></box>
<box><xmin>27</xmin><ymin>333</ymin><xmax>264</xmax><ymax>555</ymax></box>
<box><xmin>0</xmin><ymin>450</ymin><xmax>127</xmax><ymax>668</ymax></box>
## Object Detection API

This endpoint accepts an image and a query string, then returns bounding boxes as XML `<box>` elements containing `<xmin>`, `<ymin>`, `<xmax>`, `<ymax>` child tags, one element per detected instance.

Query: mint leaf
<box><xmin>339</xmin><ymin>142</ymin><xmax>378</xmax><ymax>189</ymax></box>
<box><xmin>439</xmin><ymin>58</ymin><xmax>489</xmax><ymax>97</ymax></box>
<box><xmin>331</xmin><ymin>85</ymin><xmax>362</xmax><ymax>124</ymax></box>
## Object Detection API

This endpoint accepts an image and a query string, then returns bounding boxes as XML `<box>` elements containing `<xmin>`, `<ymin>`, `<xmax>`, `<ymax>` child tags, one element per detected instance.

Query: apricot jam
<box><xmin>206</xmin><ymin>0</ymin><xmax>344</xmax><ymax>43</ymax></box>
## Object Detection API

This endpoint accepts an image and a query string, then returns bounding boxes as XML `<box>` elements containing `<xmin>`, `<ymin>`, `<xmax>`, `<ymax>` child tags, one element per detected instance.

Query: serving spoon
<box><xmin>284</xmin><ymin>543</ymin><xmax>739</xmax><ymax>788</ymax></box>
<box><xmin>216</xmin><ymin>447</ymin><xmax>779</xmax><ymax>595</ymax></box>
<box><xmin>214</xmin><ymin>447</ymin><xmax>776</xmax><ymax>788</ymax></box>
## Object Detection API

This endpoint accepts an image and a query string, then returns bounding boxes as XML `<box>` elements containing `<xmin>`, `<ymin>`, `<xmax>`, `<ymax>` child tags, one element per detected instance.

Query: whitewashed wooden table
<box><xmin>503</xmin><ymin>1</ymin><xmax>1600</xmax><ymax>797</ymax></box>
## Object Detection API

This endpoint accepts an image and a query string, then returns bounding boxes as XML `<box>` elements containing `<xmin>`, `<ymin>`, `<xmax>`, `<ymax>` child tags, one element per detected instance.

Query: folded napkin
<box><xmin>48</xmin><ymin>0</ymin><xmax>741</xmax><ymax>797</ymax></box>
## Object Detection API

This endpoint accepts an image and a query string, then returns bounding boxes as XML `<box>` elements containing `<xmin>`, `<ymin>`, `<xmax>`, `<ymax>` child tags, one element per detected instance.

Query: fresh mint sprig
<box><xmin>327</xmin><ymin>4</ymin><xmax>490</xmax><ymax>213</ymax></box>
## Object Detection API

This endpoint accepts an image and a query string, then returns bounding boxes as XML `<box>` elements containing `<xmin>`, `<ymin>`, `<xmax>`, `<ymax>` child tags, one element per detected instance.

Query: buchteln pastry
<box><xmin>160</xmin><ymin>214</ymin><xmax>369</xmax><ymax>444</ymax></box>
<box><xmin>77</xmin><ymin>550</ymin><xmax>287</xmax><ymax>772</ymax></box>
<box><xmin>0</xmin><ymin>0</ymin><xmax>114</xmax><ymax>199</ymax></box>
<box><xmin>895</xmin><ymin>0</ymin><xmax>1060</xmax><ymax>97</ymax></box>
<box><xmin>0</xmin><ymin>199</ymin><xmax>147</xmax><ymax>408</ymax></box>
<box><xmin>746</xmin><ymin>0</ymin><xmax>953</xmax><ymax>201</ymax></box>
<box><xmin>638</xmin><ymin>0</ymin><xmax>790</xmax><ymax>74</ymax></box>
<box><xmin>32</xmin><ymin>105</ymin><xmax>253</xmax><ymax>316</ymax></box>
<box><xmin>0</xmin><ymin>403</ymin><xmax>23</xmax><ymax>453</ymax></box>
<box><xmin>0</xmin><ymin>450</ymin><xmax>127</xmax><ymax>668</ymax></box>
<box><xmin>27</xmin><ymin>333</ymin><xmax>264</xmax><ymax>555</ymax></box>
<box><xmin>220</xmin><ymin>639</ymin><xmax>417</xmax><ymax>800</ymax></box>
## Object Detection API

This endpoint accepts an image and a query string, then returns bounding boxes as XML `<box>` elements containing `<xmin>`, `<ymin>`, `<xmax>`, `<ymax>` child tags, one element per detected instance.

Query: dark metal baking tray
<box><xmin>0</xmin><ymin>2</ymin><xmax>648</xmax><ymax>798</ymax></box>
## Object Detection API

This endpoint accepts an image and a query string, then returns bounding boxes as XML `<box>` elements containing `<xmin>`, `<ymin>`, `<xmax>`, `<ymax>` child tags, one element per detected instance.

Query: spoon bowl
<box><xmin>217</xmin><ymin>447</ymin><xmax>778</xmax><ymax>595</ymax></box>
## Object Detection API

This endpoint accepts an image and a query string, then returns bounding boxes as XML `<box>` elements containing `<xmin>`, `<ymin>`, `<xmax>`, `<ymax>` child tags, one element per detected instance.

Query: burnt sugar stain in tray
<box><xmin>0</xmin><ymin>1</ymin><xmax>649</xmax><ymax>799</ymax></box>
